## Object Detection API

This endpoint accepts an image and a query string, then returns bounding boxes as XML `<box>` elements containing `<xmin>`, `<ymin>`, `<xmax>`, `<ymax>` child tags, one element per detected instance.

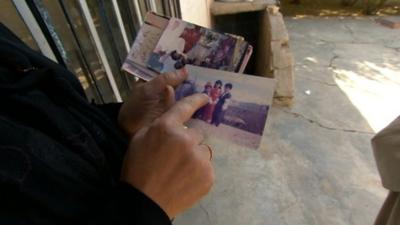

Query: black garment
<box><xmin>212</xmin><ymin>92</ymin><xmax>231</xmax><ymax>126</ymax></box>
<box><xmin>0</xmin><ymin>23</ymin><xmax>170</xmax><ymax>225</ymax></box>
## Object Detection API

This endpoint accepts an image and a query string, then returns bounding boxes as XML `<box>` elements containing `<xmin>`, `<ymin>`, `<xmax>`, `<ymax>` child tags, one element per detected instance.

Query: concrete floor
<box><xmin>175</xmin><ymin>17</ymin><xmax>400</xmax><ymax>225</ymax></box>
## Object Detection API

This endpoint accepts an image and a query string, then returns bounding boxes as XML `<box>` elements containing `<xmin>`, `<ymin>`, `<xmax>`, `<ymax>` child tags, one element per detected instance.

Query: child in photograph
<box><xmin>203</xmin><ymin>80</ymin><xmax>222</xmax><ymax>123</ymax></box>
<box><xmin>202</xmin><ymin>82</ymin><xmax>213</xmax><ymax>95</ymax></box>
<box><xmin>212</xmin><ymin>83</ymin><xmax>233</xmax><ymax>126</ymax></box>
<box><xmin>175</xmin><ymin>79</ymin><xmax>196</xmax><ymax>101</ymax></box>
<box><xmin>147</xmin><ymin>50</ymin><xmax>166</xmax><ymax>72</ymax></box>
<box><xmin>180</xmin><ymin>26</ymin><xmax>203</xmax><ymax>54</ymax></box>
<box><xmin>157</xmin><ymin>19</ymin><xmax>186</xmax><ymax>54</ymax></box>
<box><xmin>194</xmin><ymin>82</ymin><xmax>212</xmax><ymax>119</ymax></box>
<box><xmin>186</xmin><ymin>32</ymin><xmax>219</xmax><ymax>65</ymax></box>
<box><xmin>159</xmin><ymin>50</ymin><xmax>184</xmax><ymax>73</ymax></box>
<box><xmin>207</xmin><ymin>36</ymin><xmax>236</xmax><ymax>70</ymax></box>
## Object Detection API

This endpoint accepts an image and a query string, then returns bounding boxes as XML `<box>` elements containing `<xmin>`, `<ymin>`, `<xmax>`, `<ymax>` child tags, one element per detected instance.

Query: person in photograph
<box><xmin>157</xmin><ymin>19</ymin><xmax>185</xmax><ymax>56</ymax></box>
<box><xmin>174</xmin><ymin>59</ymin><xmax>186</xmax><ymax>70</ymax></box>
<box><xmin>147</xmin><ymin>51</ymin><xmax>166</xmax><ymax>72</ymax></box>
<box><xmin>159</xmin><ymin>50</ymin><xmax>183</xmax><ymax>73</ymax></box>
<box><xmin>203</xmin><ymin>80</ymin><xmax>222</xmax><ymax>123</ymax></box>
<box><xmin>194</xmin><ymin>82</ymin><xmax>212</xmax><ymax>119</ymax></box>
<box><xmin>180</xmin><ymin>26</ymin><xmax>203</xmax><ymax>54</ymax></box>
<box><xmin>202</xmin><ymin>82</ymin><xmax>213</xmax><ymax>95</ymax></box>
<box><xmin>186</xmin><ymin>32</ymin><xmax>219</xmax><ymax>66</ymax></box>
<box><xmin>208</xmin><ymin>37</ymin><xmax>236</xmax><ymax>70</ymax></box>
<box><xmin>212</xmin><ymin>83</ymin><xmax>233</xmax><ymax>127</ymax></box>
<box><xmin>175</xmin><ymin>79</ymin><xmax>196</xmax><ymax>101</ymax></box>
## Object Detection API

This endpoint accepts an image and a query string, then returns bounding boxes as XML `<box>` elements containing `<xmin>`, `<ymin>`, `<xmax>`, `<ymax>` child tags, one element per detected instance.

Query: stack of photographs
<box><xmin>122</xmin><ymin>12</ymin><xmax>275</xmax><ymax>150</ymax></box>
<box><xmin>122</xmin><ymin>12</ymin><xmax>252</xmax><ymax>81</ymax></box>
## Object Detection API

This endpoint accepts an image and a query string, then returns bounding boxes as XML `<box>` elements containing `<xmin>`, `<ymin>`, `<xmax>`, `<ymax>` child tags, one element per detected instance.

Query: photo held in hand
<box><xmin>122</xmin><ymin>12</ymin><xmax>275</xmax><ymax>150</ymax></box>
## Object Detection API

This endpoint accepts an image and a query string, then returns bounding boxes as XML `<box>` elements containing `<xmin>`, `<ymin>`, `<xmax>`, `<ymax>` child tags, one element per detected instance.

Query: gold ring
<box><xmin>202</xmin><ymin>144</ymin><xmax>213</xmax><ymax>161</ymax></box>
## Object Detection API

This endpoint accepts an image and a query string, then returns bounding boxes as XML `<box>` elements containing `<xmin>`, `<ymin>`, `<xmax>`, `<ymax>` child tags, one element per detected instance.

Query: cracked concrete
<box><xmin>328</xmin><ymin>55</ymin><xmax>339</xmax><ymax>69</ymax></box>
<box><xmin>199</xmin><ymin>204</ymin><xmax>212</xmax><ymax>225</ymax></box>
<box><xmin>174</xmin><ymin>17</ymin><xmax>400</xmax><ymax>225</ymax></box>
<box><xmin>280</xmin><ymin>109</ymin><xmax>375</xmax><ymax>135</ymax></box>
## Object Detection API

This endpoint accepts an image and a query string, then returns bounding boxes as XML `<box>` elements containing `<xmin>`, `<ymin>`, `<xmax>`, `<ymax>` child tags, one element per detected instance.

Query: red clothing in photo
<box><xmin>180</xmin><ymin>27</ymin><xmax>202</xmax><ymax>53</ymax></box>
<box><xmin>203</xmin><ymin>87</ymin><xmax>221</xmax><ymax>122</ymax></box>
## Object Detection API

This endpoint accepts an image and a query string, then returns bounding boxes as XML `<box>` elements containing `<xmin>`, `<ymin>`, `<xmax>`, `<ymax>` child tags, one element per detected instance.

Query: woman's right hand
<box><xmin>121</xmin><ymin>93</ymin><xmax>215</xmax><ymax>219</ymax></box>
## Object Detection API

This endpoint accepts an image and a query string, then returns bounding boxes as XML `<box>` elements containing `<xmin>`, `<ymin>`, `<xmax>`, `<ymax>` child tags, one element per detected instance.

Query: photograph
<box><xmin>177</xmin><ymin>65</ymin><xmax>275</xmax><ymax>149</ymax></box>
<box><xmin>121</xmin><ymin>20</ymin><xmax>166</xmax><ymax>80</ymax></box>
<box><xmin>147</xmin><ymin>18</ymin><xmax>245</xmax><ymax>74</ymax></box>
<box><xmin>122</xmin><ymin>12</ymin><xmax>171</xmax><ymax>81</ymax></box>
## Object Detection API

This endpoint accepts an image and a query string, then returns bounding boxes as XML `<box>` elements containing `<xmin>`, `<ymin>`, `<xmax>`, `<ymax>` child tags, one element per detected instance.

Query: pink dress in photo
<box><xmin>203</xmin><ymin>87</ymin><xmax>221</xmax><ymax>123</ymax></box>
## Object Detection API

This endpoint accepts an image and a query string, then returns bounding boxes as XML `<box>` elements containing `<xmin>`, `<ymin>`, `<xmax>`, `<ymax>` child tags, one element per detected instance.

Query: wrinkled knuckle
<box><xmin>161</xmin><ymin>120</ymin><xmax>173</xmax><ymax>132</ymax></box>
<box><xmin>151</xmin><ymin>118</ymin><xmax>172</xmax><ymax>133</ymax></box>
<box><xmin>159</xmin><ymin>73</ymin><xmax>170</xmax><ymax>84</ymax></box>
<box><xmin>176</xmin><ymin>145</ymin><xmax>195</xmax><ymax>166</ymax></box>
<box><xmin>164</xmin><ymin>72</ymin><xmax>174</xmax><ymax>80</ymax></box>
<box><xmin>142</xmin><ymin>84</ymin><xmax>154</xmax><ymax>97</ymax></box>
<box><xmin>181</xmin><ymin>148</ymin><xmax>195</xmax><ymax>164</ymax></box>
<box><xmin>180</xmin><ymin>98</ymin><xmax>195</xmax><ymax>112</ymax></box>
<box><xmin>178</xmin><ymin>133</ymin><xmax>194</xmax><ymax>149</ymax></box>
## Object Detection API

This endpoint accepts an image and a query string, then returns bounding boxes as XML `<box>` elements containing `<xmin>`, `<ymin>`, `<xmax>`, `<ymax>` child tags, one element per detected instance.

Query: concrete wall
<box><xmin>179</xmin><ymin>0</ymin><xmax>213</xmax><ymax>27</ymax></box>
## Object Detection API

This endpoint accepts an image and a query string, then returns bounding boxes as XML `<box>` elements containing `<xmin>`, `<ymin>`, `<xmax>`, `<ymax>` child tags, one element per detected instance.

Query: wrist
<box><xmin>117</xmin><ymin>106</ymin><xmax>138</xmax><ymax>137</ymax></box>
<box><xmin>117</xmin><ymin>181</ymin><xmax>173</xmax><ymax>223</ymax></box>
<box><xmin>117</xmin><ymin>112</ymin><xmax>130</xmax><ymax>136</ymax></box>
<box><xmin>120</xmin><ymin>148</ymin><xmax>175</xmax><ymax>219</ymax></box>
<box><xmin>120</xmin><ymin>176</ymin><xmax>174</xmax><ymax>219</ymax></box>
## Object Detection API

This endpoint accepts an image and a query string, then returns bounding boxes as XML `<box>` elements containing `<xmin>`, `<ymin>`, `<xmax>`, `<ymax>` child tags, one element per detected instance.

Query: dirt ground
<box><xmin>188</xmin><ymin>119</ymin><xmax>262</xmax><ymax>149</ymax></box>
<box><xmin>280</xmin><ymin>0</ymin><xmax>400</xmax><ymax>16</ymax></box>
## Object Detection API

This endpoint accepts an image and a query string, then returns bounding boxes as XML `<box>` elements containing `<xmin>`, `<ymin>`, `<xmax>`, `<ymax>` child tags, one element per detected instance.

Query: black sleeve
<box><xmin>0</xmin><ymin>118</ymin><xmax>171</xmax><ymax>225</ymax></box>
<box><xmin>1</xmin><ymin>22</ymin><xmax>170</xmax><ymax>225</ymax></box>
<box><xmin>94</xmin><ymin>103</ymin><xmax>123</xmax><ymax>125</ymax></box>
<box><xmin>108</xmin><ymin>182</ymin><xmax>172</xmax><ymax>225</ymax></box>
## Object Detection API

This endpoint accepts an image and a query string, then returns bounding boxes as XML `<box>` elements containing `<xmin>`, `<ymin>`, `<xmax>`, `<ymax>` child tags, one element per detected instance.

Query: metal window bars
<box><xmin>7</xmin><ymin>0</ymin><xmax>181</xmax><ymax>103</ymax></box>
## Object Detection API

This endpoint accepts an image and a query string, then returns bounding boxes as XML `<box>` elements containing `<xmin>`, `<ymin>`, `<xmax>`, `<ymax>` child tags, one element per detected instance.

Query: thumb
<box><xmin>146</xmin><ymin>68</ymin><xmax>188</xmax><ymax>93</ymax></box>
<box><xmin>163</xmin><ymin>85</ymin><xmax>176</xmax><ymax>110</ymax></box>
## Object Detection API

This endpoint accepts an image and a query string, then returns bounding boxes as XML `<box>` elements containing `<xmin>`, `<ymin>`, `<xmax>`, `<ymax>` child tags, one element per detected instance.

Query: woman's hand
<box><xmin>118</xmin><ymin>69</ymin><xmax>187</xmax><ymax>136</ymax></box>
<box><xmin>121</xmin><ymin>93</ymin><xmax>214</xmax><ymax>219</ymax></box>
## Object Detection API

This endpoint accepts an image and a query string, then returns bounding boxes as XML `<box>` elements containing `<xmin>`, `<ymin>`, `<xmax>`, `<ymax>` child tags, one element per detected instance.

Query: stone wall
<box><xmin>190</xmin><ymin>1</ymin><xmax>295</xmax><ymax>106</ymax></box>
<box><xmin>256</xmin><ymin>6</ymin><xmax>294</xmax><ymax>106</ymax></box>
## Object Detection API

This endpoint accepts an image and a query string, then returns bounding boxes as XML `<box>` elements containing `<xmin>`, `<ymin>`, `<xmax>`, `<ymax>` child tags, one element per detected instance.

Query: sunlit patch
<box><xmin>333</xmin><ymin>61</ymin><xmax>400</xmax><ymax>132</ymax></box>
<box><xmin>305</xmin><ymin>57</ymin><xmax>318</xmax><ymax>63</ymax></box>
<box><xmin>293</xmin><ymin>15</ymin><xmax>308</xmax><ymax>19</ymax></box>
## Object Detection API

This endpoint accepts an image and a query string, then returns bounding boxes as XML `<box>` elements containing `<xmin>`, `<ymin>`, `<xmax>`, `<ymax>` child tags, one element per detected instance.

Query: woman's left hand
<box><xmin>118</xmin><ymin>69</ymin><xmax>188</xmax><ymax>136</ymax></box>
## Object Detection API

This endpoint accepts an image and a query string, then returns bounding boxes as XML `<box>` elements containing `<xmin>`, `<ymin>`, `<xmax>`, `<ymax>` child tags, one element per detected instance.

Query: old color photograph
<box><xmin>147</xmin><ymin>18</ymin><xmax>242</xmax><ymax>73</ymax></box>
<box><xmin>176</xmin><ymin>65</ymin><xmax>275</xmax><ymax>149</ymax></box>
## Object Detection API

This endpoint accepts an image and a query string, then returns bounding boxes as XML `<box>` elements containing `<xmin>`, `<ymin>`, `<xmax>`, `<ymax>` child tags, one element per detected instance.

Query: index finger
<box><xmin>160</xmin><ymin>93</ymin><xmax>208</xmax><ymax>124</ymax></box>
